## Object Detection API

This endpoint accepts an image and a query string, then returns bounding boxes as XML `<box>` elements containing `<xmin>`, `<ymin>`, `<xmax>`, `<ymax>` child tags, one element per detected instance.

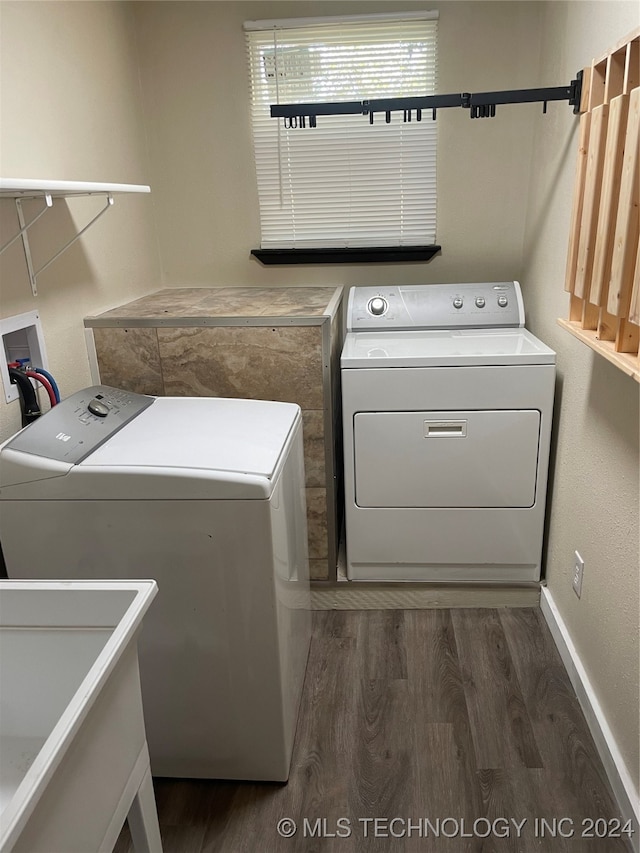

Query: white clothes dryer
<box><xmin>0</xmin><ymin>386</ymin><xmax>310</xmax><ymax>781</ymax></box>
<box><xmin>341</xmin><ymin>282</ymin><xmax>556</xmax><ymax>583</ymax></box>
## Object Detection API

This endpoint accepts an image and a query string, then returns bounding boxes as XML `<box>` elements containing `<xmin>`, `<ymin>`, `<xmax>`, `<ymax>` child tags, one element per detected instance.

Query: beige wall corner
<box><xmin>0</xmin><ymin>1</ymin><xmax>160</xmax><ymax>440</ymax></box>
<box><xmin>521</xmin><ymin>0</ymin><xmax>640</xmax><ymax>797</ymax></box>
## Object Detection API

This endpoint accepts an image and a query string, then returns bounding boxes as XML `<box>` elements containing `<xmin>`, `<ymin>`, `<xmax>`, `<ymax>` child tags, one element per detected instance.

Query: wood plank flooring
<box><xmin>115</xmin><ymin>609</ymin><xmax>633</xmax><ymax>853</ymax></box>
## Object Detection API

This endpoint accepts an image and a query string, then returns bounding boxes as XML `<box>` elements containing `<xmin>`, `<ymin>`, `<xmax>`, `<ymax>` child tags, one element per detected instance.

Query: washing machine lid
<box><xmin>341</xmin><ymin>328</ymin><xmax>556</xmax><ymax>368</ymax></box>
<box><xmin>82</xmin><ymin>397</ymin><xmax>299</xmax><ymax>477</ymax></box>
<box><xmin>0</xmin><ymin>394</ymin><xmax>301</xmax><ymax>500</ymax></box>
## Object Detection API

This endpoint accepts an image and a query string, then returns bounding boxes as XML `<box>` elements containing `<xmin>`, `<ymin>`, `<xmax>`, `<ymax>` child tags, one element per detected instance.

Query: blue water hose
<box><xmin>32</xmin><ymin>366</ymin><xmax>61</xmax><ymax>403</ymax></box>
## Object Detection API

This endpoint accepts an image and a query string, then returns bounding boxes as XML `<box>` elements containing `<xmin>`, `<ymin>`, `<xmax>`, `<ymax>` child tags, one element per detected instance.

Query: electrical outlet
<box><xmin>573</xmin><ymin>551</ymin><xmax>584</xmax><ymax>598</ymax></box>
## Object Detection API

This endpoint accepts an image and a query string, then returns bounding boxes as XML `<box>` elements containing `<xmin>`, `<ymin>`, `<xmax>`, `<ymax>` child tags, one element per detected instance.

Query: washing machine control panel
<box><xmin>3</xmin><ymin>385</ymin><xmax>154</xmax><ymax>465</ymax></box>
<box><xmin>349</xmin><ymin>281</ymin><xmax>524</xmax><ymax>331</ymax></box>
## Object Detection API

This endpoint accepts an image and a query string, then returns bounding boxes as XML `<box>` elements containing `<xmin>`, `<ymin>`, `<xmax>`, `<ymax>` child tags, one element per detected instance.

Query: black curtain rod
<box><xmin>270</xmin><ymin>72</ymin><xmax>583</xmax><ymax>124</ymax></box>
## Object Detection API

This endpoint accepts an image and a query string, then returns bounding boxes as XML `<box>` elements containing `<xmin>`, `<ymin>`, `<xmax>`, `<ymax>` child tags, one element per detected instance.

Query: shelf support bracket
<box><xmin>32</xmin><ymin>193</ymin><xmax>115</xmax><ymax>289</ymax></box>
<box><xmin>0</xmin><ymin>192</ymin><xmax>53</xmax><ymax>256</ymax></box>
<box><xmin>10</xmin><ymin>192</ymin><xmax>114</xmax><ymax>296</ymax></box>
<box><xmin>14</xmin><ymin>197</ymin><xmax>54</xmax><ymax>296</ymax></box>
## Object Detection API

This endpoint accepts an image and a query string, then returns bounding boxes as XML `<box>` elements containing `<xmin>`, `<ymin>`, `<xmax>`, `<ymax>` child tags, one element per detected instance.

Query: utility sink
<box><xmin>0</xmin><ymin>580</ymin><xmax>162</xmax><ymax>853</ymax></box>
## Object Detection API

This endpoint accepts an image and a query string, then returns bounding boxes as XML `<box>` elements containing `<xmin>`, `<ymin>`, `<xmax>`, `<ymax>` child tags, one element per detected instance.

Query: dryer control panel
<box><xmin>3</xmin><ymin>385</ymin><xmax>154</xmax><ymax>464</ymax></box>
<box><xmin>347</xmin><ymin>281</ymin><xmax>524</xmax><ymax>331</ymax></box>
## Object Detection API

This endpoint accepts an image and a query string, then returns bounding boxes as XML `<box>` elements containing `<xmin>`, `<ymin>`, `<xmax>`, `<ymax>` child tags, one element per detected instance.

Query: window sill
<box><xmin>251</xmin><ymin>246</ymin><xmax>441</xmax><ymax>265</ymax></box>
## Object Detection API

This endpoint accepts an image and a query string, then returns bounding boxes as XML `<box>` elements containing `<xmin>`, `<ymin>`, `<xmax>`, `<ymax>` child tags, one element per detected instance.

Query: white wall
<box><xmin>0</xmin><ymin>0</ymin><xmax>160</xmax><ymax>439</ymax></box>
<box><xmin>522</xmin><ymin>1</ymin><xmax>639</xmax><ymax>795</ymax></box>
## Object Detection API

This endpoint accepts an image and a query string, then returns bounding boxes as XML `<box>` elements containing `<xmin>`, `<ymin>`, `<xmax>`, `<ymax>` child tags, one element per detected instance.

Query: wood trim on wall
<box><xmin>561</xmin><ymin>28</ymin><xmax>640</xmax><ymax>383</ymax></box>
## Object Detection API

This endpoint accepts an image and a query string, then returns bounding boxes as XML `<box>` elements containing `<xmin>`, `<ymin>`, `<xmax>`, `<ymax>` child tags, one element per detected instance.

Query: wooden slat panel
<box><xmin>582</xmin><ymin>299</ymin><xmax>599</xmax><ymax>331</ymax></box>
<box><xmin>607</xmin><ymin>85</ymin><xmax>640</xmax><ymax>317</ymax></box>
<box><xmin>569</xmin><ymin>293</ymin><xmax>584</xmax><ymax>322</ymax></box>
<box><xmin>563</xmin><ymin>30</ymin><xmax>640</xmax><ymax>377</ymax></box>
<box><xmin>623</xmin><ymin>37</ymin><xmax>639</xmax><ymax>93</ymax></box>
<box><xmin>597</xmin><ymin>308</ymin><xmax>618</xmax><ymax>341</ymax></box>
<box><xmin>564</xmin><ymin>112</ymin><xmax>591</xmax><ymax>292</ymax></box>
<box><xmin>575</xmin><ymin>103</ymin><xmax>609</xmax><ymax>299</ymax></box>
<box><xmin>615</xmin><ymin>317</ymin><xmax>639</xmax><ymax>353</ymax></box>
<box><xmin>589</xmin><ymin>60</ymin><xmax>607</xmax><ymax>109</ymax></box>
<box><xmin>629</xmin><ymin>238</ymin><xmax>640</xmax><ymax>324</ymax></box>
<box><xmin>590</xmin><ymin>93</ymin><xmax>629</xmax><ymax>305</ymax></box>
<box><xmin>605</xmin><ymin>50</ymin><xmax>626</xmax><ymax>102</ymax></box>
<box><xmin>579</xmin><ymin>63</ymin><xmax>592</xmax><ymax>112</ymax></box>
<box><xmin>558</xmin><ymin>318</ymin><xmax>640</xmax><ymax>382</ymax></box>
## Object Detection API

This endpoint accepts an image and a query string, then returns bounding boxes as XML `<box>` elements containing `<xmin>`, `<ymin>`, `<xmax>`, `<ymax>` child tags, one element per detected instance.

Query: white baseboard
<box><xmin>540</xmin><ymin>586</ymin><xmax>639</xmax><ymax>852</ymax></box>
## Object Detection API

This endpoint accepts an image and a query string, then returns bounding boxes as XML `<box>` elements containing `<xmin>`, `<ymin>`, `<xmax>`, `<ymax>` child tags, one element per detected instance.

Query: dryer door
<box><xmin>353</xmin><ymin>409</ymin><xmax>541</xmax><ymax>508</ymax></box>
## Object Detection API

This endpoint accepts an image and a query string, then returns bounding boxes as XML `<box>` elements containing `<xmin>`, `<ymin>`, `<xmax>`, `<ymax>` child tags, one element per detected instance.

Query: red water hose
<box><xmin>25</xmin><ymin>370</ymin><xmax>57</xmax><ymax>408</ymax></box>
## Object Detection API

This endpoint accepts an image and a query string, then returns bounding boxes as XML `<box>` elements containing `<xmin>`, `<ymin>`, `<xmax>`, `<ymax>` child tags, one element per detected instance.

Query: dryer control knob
<box><xmin>475</xmin><ymin>297</ymin><xmax>486</xmax><ymax>308</ymax></box>
<box><xmin>368</xmin><ymin>296</ymin><xmax>388</xmax><ymax>316</ymax></box>
<box><xmin>497</xmin><ymin>295</ymin><xmax>509</xmax><ymax>307</ymax></box>
<box><xmin>453</xmin><ymin>297</ymin><xmax>464</xmax><ymax>309</ymax></box>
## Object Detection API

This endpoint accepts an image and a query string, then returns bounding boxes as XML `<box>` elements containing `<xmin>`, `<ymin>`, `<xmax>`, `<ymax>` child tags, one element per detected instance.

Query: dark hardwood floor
<box><xmin>115</xmin><ymin>608</ymin><xmax>633</xmax><ymax>852</ymax></box>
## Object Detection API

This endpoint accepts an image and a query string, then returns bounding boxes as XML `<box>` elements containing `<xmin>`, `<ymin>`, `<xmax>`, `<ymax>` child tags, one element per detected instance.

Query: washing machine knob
<box><xmin>368</xmin><ymin>296</ymin><xmax>388</xmax><ymax>316</ymax></box>
<box><xmin>497</xmin><ymin>295</ymin><xmax>509</xmax><ymax>307</ymax></box>
<box><xmin>453</xmin><ymin>297</ymin><xmax>464</xmax><ymax>309</ymax></box>
<box><xmin>475</xmin><ymin>296</ymin><xmax>486</xmax><ymax>308</ymax></box>
<box><xmin>88</xmin><ymin>399</ymin><xmax>109</xmax><ymax>417</ymax></box>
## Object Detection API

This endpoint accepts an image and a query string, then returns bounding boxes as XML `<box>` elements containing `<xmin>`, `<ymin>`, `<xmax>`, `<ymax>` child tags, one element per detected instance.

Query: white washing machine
<box><xmin>341</xmin><ymin>282</ymin><xmax>556</xmax><ymax>583</ymax></box>
<box><xmin>0</xmin><ymin>385</ymin><xmax>311</xmax><ymax>781</ymax></box>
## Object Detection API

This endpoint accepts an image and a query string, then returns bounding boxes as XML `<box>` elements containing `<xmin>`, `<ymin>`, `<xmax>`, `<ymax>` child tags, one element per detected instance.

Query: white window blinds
<box><xmin>244</xmin><ymin>13</ymin><xmax>438</xmax><ymax>250</ymax></box>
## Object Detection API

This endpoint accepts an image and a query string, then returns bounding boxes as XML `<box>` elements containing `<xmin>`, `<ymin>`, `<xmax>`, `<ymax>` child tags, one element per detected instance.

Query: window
<box><xmin>244</xmin><ymin>13</ymin><xmax>439</xmax><ymax>257</ymax></box>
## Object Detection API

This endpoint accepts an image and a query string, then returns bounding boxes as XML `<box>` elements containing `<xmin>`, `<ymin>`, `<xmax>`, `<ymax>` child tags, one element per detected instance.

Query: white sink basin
<box><xmin>0</xmin><ymin>580</ymin><xmax>162</xmax><ymax>853</ymax></box>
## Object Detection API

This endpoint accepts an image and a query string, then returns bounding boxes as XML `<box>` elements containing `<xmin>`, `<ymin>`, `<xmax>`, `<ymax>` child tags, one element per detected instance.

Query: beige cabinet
<box><xmin>85</xmin><ymin>287</ymin><xmax>344</xmax><ymax>582</ymax></box>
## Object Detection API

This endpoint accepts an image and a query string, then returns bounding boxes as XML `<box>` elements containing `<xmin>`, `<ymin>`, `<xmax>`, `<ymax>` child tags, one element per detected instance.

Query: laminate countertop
<box><xmin>86</xmin><ymin>287</ymin><xmax>343</xmax><ymax>326</ymax></box>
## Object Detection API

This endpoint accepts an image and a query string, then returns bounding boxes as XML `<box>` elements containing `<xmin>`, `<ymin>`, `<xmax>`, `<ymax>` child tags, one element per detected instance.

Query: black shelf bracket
<box><xmin>270</xmin><ymin>72</ymin><xmax>583</xmax><ymax>125</ymax></box>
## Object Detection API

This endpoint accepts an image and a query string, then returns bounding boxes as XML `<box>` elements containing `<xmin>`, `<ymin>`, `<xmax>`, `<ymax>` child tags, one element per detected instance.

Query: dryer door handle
<box><xmin>423</xmin><ymin>420</ymin><xmax>467</xmax><ymax>438</ymax></box>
